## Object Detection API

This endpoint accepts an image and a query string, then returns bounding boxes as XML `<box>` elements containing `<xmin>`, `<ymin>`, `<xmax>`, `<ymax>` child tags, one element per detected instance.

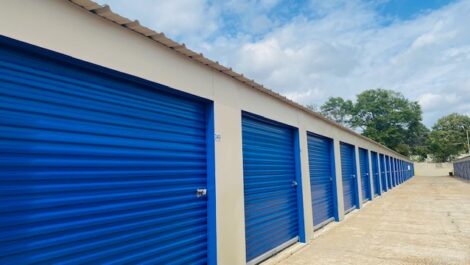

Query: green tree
<box><xmin>408</xmin><ymin>122</ymin><xmax>430</xmax><ymax>161</ymax></box>
<box><xmin>306</xmin><ymin>104</ymin><xmax>319</xmax><ymax>112</ymax></box>
<box><xmin>427</xmin><ymin>113</ymin><xmax>470</xmax><ymax>162</ymax></box>
<box><xmin>319</xmin><ymin>97</ymin><xmax>353</xmax><ymax>127</ymax></box>
<box><xmin>395</xmin><ymin>143</ymin><xmax>411</xmax><ymax>157</ymax></box>
<box><xmin>317</xmin><ymin>89</ymin><xmax>427</xmax><ymax>156</ymax></box>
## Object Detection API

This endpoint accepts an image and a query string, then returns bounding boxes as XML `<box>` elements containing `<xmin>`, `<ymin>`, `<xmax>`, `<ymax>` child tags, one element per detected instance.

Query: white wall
<box><xmin>0</xmin><ymin>1</ymin><xmax>413</xmax><ymax>264</ymax></box>
<box><xmin>415</xmin><ymin>163</ymin><xmax>453</xmax><ymax>177</ymax></box>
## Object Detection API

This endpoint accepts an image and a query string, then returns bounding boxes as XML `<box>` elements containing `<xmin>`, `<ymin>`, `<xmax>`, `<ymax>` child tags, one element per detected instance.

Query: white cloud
<box><xmin>418</xmin><ymin>93</ymin><xmax>458</xmax><ymax>112</ymax></box>
<box><xmin>97</xmin><ymin>0</ymin><xmax>470</xmax><ymax>127</ymax></box>
<box><xmin>95</xmin><ymin>0</ymin><xmax>219</xmax><ymax>42</ymax></box>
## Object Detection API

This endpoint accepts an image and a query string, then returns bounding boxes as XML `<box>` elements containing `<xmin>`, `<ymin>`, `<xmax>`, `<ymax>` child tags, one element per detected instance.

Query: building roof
<box><xmin>454</xmin><ymin>154</ymin><xmax>470</xmax><ymax>163</ymax></box>
<box><xmin>68</xmin><ymin>0</ymin><xmax>409</xmax><ymax>160</ymax></box>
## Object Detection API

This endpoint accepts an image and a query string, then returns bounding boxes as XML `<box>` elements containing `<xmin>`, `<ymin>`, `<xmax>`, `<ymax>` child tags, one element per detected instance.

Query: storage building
<box><xmin>0</xmin><ymin>1</ymin><xmax>415</xmax><ymax>264</ymax></box>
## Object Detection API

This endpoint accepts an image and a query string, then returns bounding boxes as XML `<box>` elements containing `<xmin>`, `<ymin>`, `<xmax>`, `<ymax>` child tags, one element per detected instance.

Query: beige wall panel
<box><xmin>333</xmin><ymin>140</ymin><xmax>345</xmax><ymax>220</ymax></box>
<box><xmin>367</xmin><ymin>150</ymin><xmax>375</xmax><ymax>200</ymax></box>
<box><xmin>212</xmin><ymin>75</ymin><xmax>246</xmax><ymax>264</ymax></box>
<box><xmin>354</xmin><ymin>146</ymin><xmax>364</xmax><ymax>209</ymax></box>
<box><xmin>237</xmin><ymin>86</ymin><xmax>300</xmax><ymax>127</ymax></box>
<box><xmin>298</xmin><ymin>126</ymin><xmax>314</xmax><ymax>240</ymax></box>
<box><xmin>213</xmin><ymin>102</ymin><xmax>246</xmax><ymax>265</ymax></box>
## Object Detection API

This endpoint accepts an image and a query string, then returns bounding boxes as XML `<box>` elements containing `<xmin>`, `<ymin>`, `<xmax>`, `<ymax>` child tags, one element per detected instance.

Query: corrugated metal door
<box><xmin>307</xmin><ymin>133</ymin><xmax>336</xmax><ymax>229</ymax></box>
<box><xmin>371</xmin><ymin>151</ymin><xmax>380</xmax><ymax>196</ymax></box>
<box><xmin>408</xmin><ymin>162</ymin><xmax>413</xmax><ymax>179</ymax></box>
<box><xmin>397</xmin><ymin>159</ymin><xmax>401</xmax><ymax>185</ymax></box>
<box><xmin>404</xmin><ymin>162</ymin><xmax>407</xmax><ymax>180</ymax></box>
<box><xmin>399</xmin><ymin>161</ymin><xmax>402</xmax><ymax>182</ymax></box>
<box><xmin>340</xmin><ymin>142</ymin><xmax>357</xmax><ymax>213</ymax></box>
<box><xmin>359</xmin><ymin>148</ymin><xmax>371</xmax><ymax>202</ymax></box>
<box><xmin>399</xmin><ymin>160</ymin><xmax>402</xmax><ymax>184</ymax></box>
<box><xmin>405</xmin><ymin>162</ymin><xmax>408</xmax><ymax>180</ymax></box>
<box><xmin>379</xmin><ymin>154</ymin><xmax>387</xmax><ymax>192</ymax></box>
<box><xmin>393</xmin><ymin>158</ymin><xmax>398</xmax><ymax>186</ymax></box>
<box><xmin>402</xmin><ymin>161</ymin><xmax>406</xmax><ymax>182</ymax></box>
<box><xmin>406</xmin><ymin>162</ymin><xmax>410</xmax><ymax>180</ymax></box>
<box><xmin>398</xmin><ymin>160</ymin><xmax>401</xmax><ymax>184</ymax></box>
<box><xmin>386</xmin><ymin>156</ymin><xmax>392</xmax><ymax>190</ymax></box>
<box><xmin>409</xmin><ymin>162</ymin><xmax>412</xmax><ymax>179</ymax></box>
<box><xmin>242</xmin><ymin>112</ymin><xmax>299</xmax><ymax>264</ymax></box>
<box><xmin>401</xmin><ymin>161</ymin><xmax>404</xmax><ymax>183</ymax></box>
<box><xmin>0</xmin><ymin>36</ymin><xmax>214</xmax><ymax>264</ymax></box>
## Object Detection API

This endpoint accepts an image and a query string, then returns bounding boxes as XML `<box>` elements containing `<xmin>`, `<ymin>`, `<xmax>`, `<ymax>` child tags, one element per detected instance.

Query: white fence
<box><xmin>414</xmin><ymin>162</ymin><xmax>453</xmax><ymax>177</ymax></box>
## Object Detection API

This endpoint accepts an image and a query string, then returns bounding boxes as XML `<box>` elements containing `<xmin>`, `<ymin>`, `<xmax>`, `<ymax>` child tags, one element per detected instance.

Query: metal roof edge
<box><xmin>68</xmin><ymin>0</ymin><xmax>410</xmax><ymax>161</ymax></box>
<box><xmin>454</xmin><ymin>155</ymin><xmax>470</xmax><ymax>163</ymax></box>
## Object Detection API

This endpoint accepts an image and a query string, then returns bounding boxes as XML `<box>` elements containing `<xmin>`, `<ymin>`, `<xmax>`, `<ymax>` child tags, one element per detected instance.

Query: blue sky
<box><xmin>95</xmin><ymin>0</ymin><xmax>469</xmax><ymax>127</ymax></box>
<box><xmin>379</xmin><ymin>0</ymin><xmax>454</xmax><ymax>20</ymax></box>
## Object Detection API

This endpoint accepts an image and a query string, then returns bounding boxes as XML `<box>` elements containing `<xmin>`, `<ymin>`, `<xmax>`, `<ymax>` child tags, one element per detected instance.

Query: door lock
<box><xmin>292</xmin><ymin>180</ymin><xmax>298</xmax><ymax>187</ymax></box>
<box><xmin>196</xmin><ymin>188</ymin><xmax>207</xmax><ymax>198</ymax></box>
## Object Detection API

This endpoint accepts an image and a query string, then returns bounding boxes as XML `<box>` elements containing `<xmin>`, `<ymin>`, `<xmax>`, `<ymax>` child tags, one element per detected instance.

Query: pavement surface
<box><xmin>272</xmin><ymin>175</ymin><xmax>470</xmax><ymax>265</ymax></box>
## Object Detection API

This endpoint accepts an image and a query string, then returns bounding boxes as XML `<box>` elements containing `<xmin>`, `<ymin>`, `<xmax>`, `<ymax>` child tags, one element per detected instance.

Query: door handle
<box><xmin>292</xmin><ymin>180</ymin><xmax>298</xmax><ymax>187</ymax></box>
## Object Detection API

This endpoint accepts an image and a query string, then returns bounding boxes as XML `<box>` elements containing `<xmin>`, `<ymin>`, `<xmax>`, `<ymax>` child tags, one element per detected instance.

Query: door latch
<box><xmin>352</xmin><ymin>174</ymin><xmax>356</xmax><ymax>179</ymax></box>
<box><xmin>196</xmin><ymin>188</ymin><xmax>207</xmax><ymax>198</ymax></box>
<box><xmin>292</xmin><ymin>180</ymin><xmax>298</xmax><ymax>187</ymax></box>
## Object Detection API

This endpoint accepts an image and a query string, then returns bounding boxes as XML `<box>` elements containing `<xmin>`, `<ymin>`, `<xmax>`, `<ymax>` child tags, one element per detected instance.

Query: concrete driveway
<box><xmin>272</xmin><ymin>176</ymin><xmax>470</xmax><ymax>265</ymax></box>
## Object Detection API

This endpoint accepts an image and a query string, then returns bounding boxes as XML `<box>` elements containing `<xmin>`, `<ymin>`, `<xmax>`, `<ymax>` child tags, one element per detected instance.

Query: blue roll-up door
<box><xmin>399</xmin><ymin>160</ymin><xmax>402</xmax><ymax>183</ymax></box>
<box><xmin>397</xmin><ymin>159</ymin><xmax>400</xmax><ymax>184</ymax></box>
<box><xmin>406</xmin><ymin>162</ymin><xmax>410</xmax><ymax>180</ymax></box>
<box><xmin>410</xmin><ymin>162</ymin><xmax>414</xmax><ymax>178</ymax></box>
<box><xmin>399</xmin><ymin>160</ymin><xmax>402</xmax><ymax>184</ymax></box>
<box><xmin>359</xmin><ymin>148</ymin><xmax>371</xmax><ymax>202</ymax></box>
<box><xmin>403</xmin><ymin>161</ymin><xmax>406</xmax><ymax>182</ymax></box>
<box><xmin>393</xmin><ymin>158</ymin><xmax>398</xmax><ymax>186</ymax></box>
<box><xmin>307</xmin><ymin>133</ymin><xmax>336</xmax><ymax>229</ymax></box>
<box><xmin>371</xmin><ymin>151</ymin><xmax>380</xmax><ymax>196</ymax></box>
<box><xmin>397</xmin><ymin>160</ymin><xmax>401</xmax><ymax>184</ymax></box>
<box><xmin>0</xmin><ymin>37</ymin><xmax>214</xmax><ymax>264</ymax></box>
<box><xmin>402</xmin><ymin>161</ymin><xmax>405</xmax><ymax>182</ymax></box>
<box><xmin>401</xmin><ymin>161</ymin><xmax>404</xmax><ymax>183</ymax></box>
<box><xmin>405</xmin><ymin>162</ymin><xmax>407</xmax><ymax>180</ymax></box>
<box><xmin>379</xmin><ymin>154</ymin><xmax>387</xmax><ymax>192</ymax></box>
<box><xmin>408</xmin><ymin>162</ymin><xmax>411</xmax><ymax>179</ymax></box>
<box><xmin>410</xmin><ymin>162</ymin><xmax>413</xmax><ymax>179</ymax></box>
<box><xmin>386</xmin><ymin>156</ymin><xmax>392</xmax><ymax>190</ymax></box>
<box><xmin>340</xmin><ymin>142</ymin><xmax>357</xmax><ymax>213</ymax></box>
<box><xmin>242</xmin><ymin>112</ymin><xmax>300</xmax><ymax>264</ymax></box>
<box><xmin>405</xmin><ymin>162</ymin><xmax>409</xmax><ymax>180</ymax></box>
